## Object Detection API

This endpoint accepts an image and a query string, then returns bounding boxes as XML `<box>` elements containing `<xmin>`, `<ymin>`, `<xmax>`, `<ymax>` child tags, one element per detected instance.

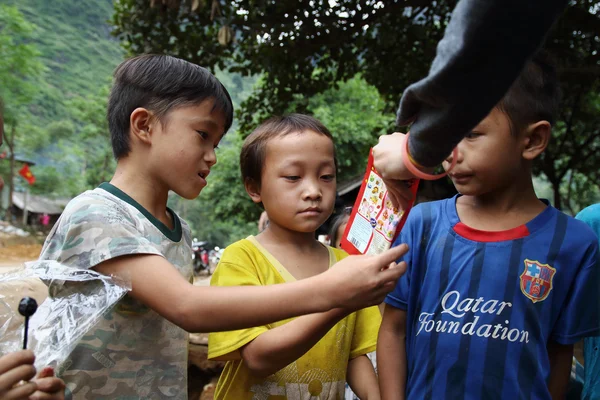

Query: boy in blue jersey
<box><xmin>377</xmin><ymin>52</ymin><xmax>600</xmax><ymax>400</ymax></box>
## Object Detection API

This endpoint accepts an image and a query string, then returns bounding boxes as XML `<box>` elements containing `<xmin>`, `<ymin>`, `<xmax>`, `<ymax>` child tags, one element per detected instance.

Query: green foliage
<box><xmin>113</xmin><ymin>0</ymin><xmax>600</xmax><ymax>211</ymax></box>
<box><xmin>1</xmin><ymin>0</ymin><xmax>123</xmax><ymax>201</ymax></box>
<box><xmin>308</xmin><ymin>76</ymin><xmax>391</xmax><ymax>182</ymax></box>
<box><xmin>0</xmin><ymin>4</ymin><xmax>44</xmax><ymax>122</ymax></box>
<box><xmin>4</xmin><ymin>0</ymin><xmax>124</xmax><ymax>125</ymax></box>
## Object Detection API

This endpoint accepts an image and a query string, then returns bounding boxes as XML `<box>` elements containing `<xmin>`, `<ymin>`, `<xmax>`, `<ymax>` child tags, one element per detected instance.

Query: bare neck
<box><xmin>257</xmin><ymin>222</ymin><xmax>321</xmax><ymax>253</ymax></box>
<box><xmin>457</xmin><ymin>176</ymin><xmax>546</xmax><ymax>231</ymax></box>
<box><xmin>110</xmin><ymin>159</ymin><xmax>171</xmax><ymax>227</ymax></box>
<box><xmin>256</xmin><ymin>221</ymin><xmax>330</xmax><ymax>280</ymax></box>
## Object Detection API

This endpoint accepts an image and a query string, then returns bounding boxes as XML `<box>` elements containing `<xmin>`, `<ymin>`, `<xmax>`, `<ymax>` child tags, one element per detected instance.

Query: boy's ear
<box><xmin>522</xmin><ymin>120</ymin><xmax>551</xmax><ymax>161</ymax></box>
<box><xmin>130</xmin><ymin>108</ymin><xmax>154</xmax><ymax>145</ymax></box>
<box><xmin>244</xmin><ymin>178</ymin><xmax>262</xmax><ymax>204</ymax></box>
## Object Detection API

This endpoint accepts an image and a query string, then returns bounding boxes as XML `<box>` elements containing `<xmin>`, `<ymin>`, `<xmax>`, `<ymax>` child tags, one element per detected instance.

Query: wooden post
<box><xmin>22</xmin><ymin>187</ymin><xmax>29</xmax><ymax>226</ymax></box>
<box><xmin>6</xmin><ymin>124</ymin><xmax>16</xmax><ymax>222</ymax></box>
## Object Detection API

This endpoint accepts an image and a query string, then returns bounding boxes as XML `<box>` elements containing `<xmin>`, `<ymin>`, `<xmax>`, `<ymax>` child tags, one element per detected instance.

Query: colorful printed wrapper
<box><xmin>341</xmin><ymin>150</ymin><xmax>419</xmax><ymax>255</ymax></box>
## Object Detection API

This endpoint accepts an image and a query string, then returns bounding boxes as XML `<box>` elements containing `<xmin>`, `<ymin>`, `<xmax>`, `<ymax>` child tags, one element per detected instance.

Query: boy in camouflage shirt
<box><xmin>38</xmin><ymin>54</ymin><xmax>408</xmax><ymax>399</ymax></box>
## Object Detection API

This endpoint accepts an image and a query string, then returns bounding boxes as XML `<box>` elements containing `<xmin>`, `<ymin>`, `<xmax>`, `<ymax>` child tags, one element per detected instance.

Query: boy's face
<box><xmin>251</xmin><ymin>130</ymin><xmax>337</xmax><ymax>234</ymax></box>
<box><xmin>442</xmin><ymin>108</ymin><xmax>528</xmax><ymax>197</ymax></box>
<box><xmin>148</xmin><ymin>100</ymin><xmax>226</xmax><ymax>199</ymax></box>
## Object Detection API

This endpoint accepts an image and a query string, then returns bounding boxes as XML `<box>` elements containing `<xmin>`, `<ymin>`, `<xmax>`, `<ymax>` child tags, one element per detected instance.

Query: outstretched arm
<box><xmin>94</xmin><ymin>244</ymin><xmax>408</xmax><ymax>333</ymax></box>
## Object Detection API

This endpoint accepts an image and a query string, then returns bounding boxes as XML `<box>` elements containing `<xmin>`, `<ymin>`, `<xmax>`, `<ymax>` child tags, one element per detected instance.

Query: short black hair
<box><xmin>240</xmin><ymin>113</ymin><xmax>336</xmax><ymax>188</ymax></box>
<box><xmin>328</xmin><ymin>212</ymin><xmax>350</xmax><ymax>247</ymax></box>
<box><xmin>107</xmin><ymin>54</ymin><xmax>234</xmax><ymax>159</ymax></box>
<box><xmin>497</xmin><ymin>51</ymin><xmax>560</xmax><ymax>135</ymax></box>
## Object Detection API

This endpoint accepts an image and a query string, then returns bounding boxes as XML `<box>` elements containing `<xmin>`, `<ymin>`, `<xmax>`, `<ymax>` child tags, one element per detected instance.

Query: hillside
<box><xmin>2</xmin><ymin>0</ymin><xmax>255</xmax><ymax>199</ymax></box>
<box><xmin>6</xmin><ymin>0</ymin><xmax>124</xmax><ymax>124</ymax></box>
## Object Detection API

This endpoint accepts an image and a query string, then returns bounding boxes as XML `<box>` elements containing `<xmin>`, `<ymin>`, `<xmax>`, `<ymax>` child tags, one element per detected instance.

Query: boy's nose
<box><xmin>445</xmin><ymin>143</ymin><xmax>463</xmax><ymax>165</ymax></box>
<box><xmin>205</xmin><ymin>148</ymin><xmax>217</xmax><ymax>167</ymax></box>
<box><xmin>303</xmin><ymin>181</ymin><xmax>322</xmax><ymax>200</ymax></box>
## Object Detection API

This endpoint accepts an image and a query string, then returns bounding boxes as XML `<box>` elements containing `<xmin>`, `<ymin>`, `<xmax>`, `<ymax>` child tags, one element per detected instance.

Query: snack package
<box><xmin>341</xmin><ymin>151</ymin><xmax>419</xmax><ymax>255</ymax></box>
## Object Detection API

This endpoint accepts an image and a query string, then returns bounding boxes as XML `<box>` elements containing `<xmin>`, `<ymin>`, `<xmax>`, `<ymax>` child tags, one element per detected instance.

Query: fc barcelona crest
<box><xmin>520</xmin><ymin>259</ymin><xmax>556</xmax><ymax>303</ymax></box>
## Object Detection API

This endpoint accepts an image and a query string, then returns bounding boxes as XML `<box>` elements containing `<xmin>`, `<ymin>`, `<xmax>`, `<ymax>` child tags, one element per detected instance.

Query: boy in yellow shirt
<box><xmin>209</xmin><ymin>114</ymin><xmax>383</xmax><ymax>399</ymax></box>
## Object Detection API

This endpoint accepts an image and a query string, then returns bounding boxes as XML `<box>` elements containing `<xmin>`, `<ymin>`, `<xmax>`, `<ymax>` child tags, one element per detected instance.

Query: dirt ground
<box><xmin>0</xmin><ymin>231</ymin><xmax>43</xmax><ymax>273</ymax></box>
<box><xmin>0</xmin><ymin>243</ymin><xmax>42</xmax><ymax>263</ymax></box>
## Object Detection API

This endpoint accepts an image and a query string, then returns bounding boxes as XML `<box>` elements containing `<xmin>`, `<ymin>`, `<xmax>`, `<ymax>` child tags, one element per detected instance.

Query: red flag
<box><xmin>19</xmin><ymin>164</ymin><xmax>35</xmax><ymax>185</ymax></box>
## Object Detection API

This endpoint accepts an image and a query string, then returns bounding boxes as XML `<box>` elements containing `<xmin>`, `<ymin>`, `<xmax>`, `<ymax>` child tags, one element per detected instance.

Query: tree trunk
<box><xmin>5</xmin><ymin>123</ymin><xmax>16</xmax><ymax>222</ymax></box>
<box><xmin>552</xmin><ymin>180</ymin><xmax>562</xmax><ymax>211</ymax></box>
<box><xmin>0</xmin><ymin>97</ymin><xmax>3</xmax><ymax>144</ymax></box>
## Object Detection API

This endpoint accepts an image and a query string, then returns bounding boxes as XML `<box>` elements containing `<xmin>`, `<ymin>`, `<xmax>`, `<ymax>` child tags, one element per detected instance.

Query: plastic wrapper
<box><xmin>0</xmin><ymin>260</ymin><xmax>130</xmax><ymax>369</ymax></box>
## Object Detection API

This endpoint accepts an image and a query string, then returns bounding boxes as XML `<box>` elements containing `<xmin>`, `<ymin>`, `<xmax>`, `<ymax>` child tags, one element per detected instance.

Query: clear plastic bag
<box><xmin>0</xmin><ymin>260</ymin><xmax>130</xmax><ymax>369</ymax></box>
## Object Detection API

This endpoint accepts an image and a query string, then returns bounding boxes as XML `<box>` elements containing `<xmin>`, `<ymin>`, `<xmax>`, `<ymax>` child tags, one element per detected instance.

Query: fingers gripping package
<box><xmin>341</xmin><ymin>151</ymin><xmax>419</xmax><ymax>255</ymax></box>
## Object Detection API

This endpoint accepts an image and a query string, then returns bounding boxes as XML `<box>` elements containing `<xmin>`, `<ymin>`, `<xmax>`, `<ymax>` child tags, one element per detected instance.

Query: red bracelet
<box><xmin>401</xmin><ymin>133</ymin><xmax>458</xmax><ymax>181</ymax></box>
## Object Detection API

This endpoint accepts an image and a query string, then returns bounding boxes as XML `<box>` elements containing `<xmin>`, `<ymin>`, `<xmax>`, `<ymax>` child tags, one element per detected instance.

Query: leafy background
<box><xmin>2</xmin><ymin>0</ymin><xmax>599</xmax><ymax>246</ymax></box>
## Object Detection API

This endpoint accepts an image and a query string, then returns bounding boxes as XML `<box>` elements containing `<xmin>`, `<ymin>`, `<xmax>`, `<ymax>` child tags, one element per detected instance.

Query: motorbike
<box><xmin>191</xmin><ymin>240</ymin><xmax>211</xmax><ymax>274</ymax></box>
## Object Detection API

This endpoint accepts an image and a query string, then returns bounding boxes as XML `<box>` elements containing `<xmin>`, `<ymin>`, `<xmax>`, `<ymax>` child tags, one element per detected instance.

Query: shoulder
<box><xmin>576</xmin><ymin>204</ymin><xmax>600</xmax><ymax>227</ymax></box>
<box><xmin>403</xmin><ymin>197</ymin><xmax>450</xmax><ymax>233</ymax></box>
<box><xmin>576</xmin><ymin>203</ymin><xmax>600</xmax><ymax>219</ymax></box>
<box><xmin>411</xmin><ymin>198</ymin><xmax>447</xmax><ymax>218</ymax></box>
<box><xmin>551</xmin><ymin>208</ymin><xmax>599</xmax><ymax>260</ymax></box>
<box><xmin>329</xmin><ymin>246</ymin><xmax>348</xmax><ymax>262</ymax></box>
<box><xmin>223</xmin><ymin>237</ymin><xmax>257</xmax><ymax>253</ymax></box>
<box><xmin>177</xmin><ymin>213</ymin><xmax>193</xmax><ymax>246</ymax></box>
<box><xmin>61</xmin><ymin>188</ymin><xmax>133</xmax><ymax>225</ymax></box>
<box><xmin>220</xmin><ymin>238</ymin><xmax>261</xmax><ymax>263</ymax></box>
<box><xmin>211</xmin><ymin>238</ymin><xmax>265</xmax><ymax>284</ymax></box>
<box><xmin>554</xmin><ymin>208</ymin><xmax>598</xmax><ymax>243</ymax></box>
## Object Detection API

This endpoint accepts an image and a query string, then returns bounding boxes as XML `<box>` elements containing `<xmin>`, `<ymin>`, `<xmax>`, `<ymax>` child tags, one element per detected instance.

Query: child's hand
<box><xmin>373</xmin><ymin>133</ymin><xmax>421</xmax><ymax>209</ymax></box>
<box><xmin>0</xmin><ymin>350</ymin><xmax>38</xmax><ymax>400</ymax></box>
<box><xmin>323</xmin><ymin>243</ymin><xmax>409</xmax><ymax>310</ymax></box>
<box><xmin>30</xmin><ymin>367</ymin><xmax>65</xmax><ymax>400</ymax></box>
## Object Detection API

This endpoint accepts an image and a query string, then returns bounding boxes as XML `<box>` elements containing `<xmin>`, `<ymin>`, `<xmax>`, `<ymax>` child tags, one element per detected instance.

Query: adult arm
<box><xmin>399</xmin><ymin>0</ymin><xmax>568</xmax><ymax>167</ymax></box>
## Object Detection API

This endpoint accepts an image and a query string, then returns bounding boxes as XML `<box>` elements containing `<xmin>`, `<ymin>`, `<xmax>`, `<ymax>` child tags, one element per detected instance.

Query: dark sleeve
<box><xmin>399</xmin><ymin>0</ymin><xmax>568</xmax><ymax>167</ymax></box>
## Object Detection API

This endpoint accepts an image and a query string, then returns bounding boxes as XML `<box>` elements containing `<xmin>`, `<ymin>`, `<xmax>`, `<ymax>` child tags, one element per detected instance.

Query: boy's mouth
<box><xmin>198</xmin><ymin>170</ymin><xmax>210</xmax><ymax>179</ymax></box>
<box><xmin>299</xmin><ymin>207</ymin><xmax>322</xmax><ymax>216</ymax></box>
<box><xmin>449</xmin><ymin>172</ymin><xmax>473</xmax><ymax>183</ymax></box>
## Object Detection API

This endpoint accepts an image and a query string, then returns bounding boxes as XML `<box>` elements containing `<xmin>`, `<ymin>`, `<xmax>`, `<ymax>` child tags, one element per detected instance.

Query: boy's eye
<box><xmin>321</xmin><ymin>174</ymin><xmax>335</xmax><ymax>181</ymax></box>
<box><xmin>284</xmin><ymin>176</ymin><xmax>300</xmax><ymax>181</ymax></box>
<box><xmin>196</xmin><ymin>130</ymin><xmax>209</xmax><ymax>140</ymax></box>
<box><xmin>465</xmin><ymin>131</ymin><xmax>481</xmax><ymax>139</ymax></box>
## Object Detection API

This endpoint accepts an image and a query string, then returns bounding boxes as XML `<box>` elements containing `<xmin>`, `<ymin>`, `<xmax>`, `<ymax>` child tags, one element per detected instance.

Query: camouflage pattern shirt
<box><xmin>39</xmin><ymin>182</ymin><xmax>193</xmax><ymax>399</ymax></box>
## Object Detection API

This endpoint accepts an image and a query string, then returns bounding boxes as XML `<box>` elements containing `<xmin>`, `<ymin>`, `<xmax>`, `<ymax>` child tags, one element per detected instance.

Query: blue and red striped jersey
<box><xmin>386</xmin><ymin>195</ymin><xmax>600</xmax><ymax>400</ymax></box>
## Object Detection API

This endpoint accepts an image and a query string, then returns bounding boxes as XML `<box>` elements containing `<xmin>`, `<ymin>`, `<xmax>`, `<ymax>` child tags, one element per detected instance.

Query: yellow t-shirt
<box><xmin>208</xmin><ymin>236</ymin><xmax>382</xmax><ymax>400</ymax></box>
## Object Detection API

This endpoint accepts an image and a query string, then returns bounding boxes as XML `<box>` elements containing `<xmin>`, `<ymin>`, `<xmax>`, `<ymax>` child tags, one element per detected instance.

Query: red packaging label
<box><xmin>341</xmin><ymin>150</ymin><xmax>419</xmax><ymax>255</ymax></box>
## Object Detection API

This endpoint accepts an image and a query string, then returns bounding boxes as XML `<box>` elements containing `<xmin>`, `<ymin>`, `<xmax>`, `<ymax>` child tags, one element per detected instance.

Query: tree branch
<box><xmin>559</xmin><ymin>131</ymin><xmax>600</xmax><ymax>178</ymax></box>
